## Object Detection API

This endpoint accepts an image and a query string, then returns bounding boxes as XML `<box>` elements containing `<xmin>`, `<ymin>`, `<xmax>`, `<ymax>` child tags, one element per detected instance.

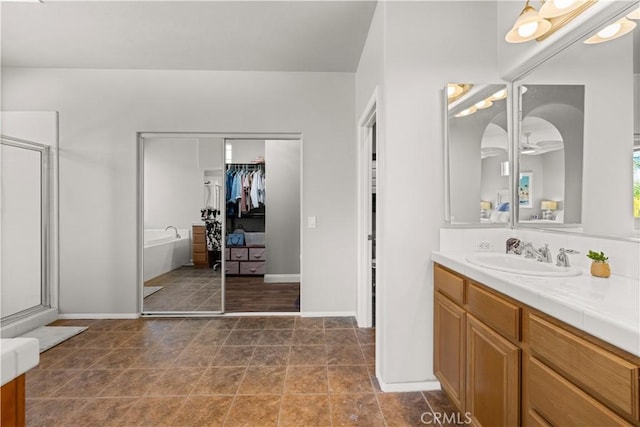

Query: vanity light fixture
<box><xmin>490</xmin><ymin>88</ymin><xmax>508</xmax><ymax>101</ymax></box>
<box><xmin>455</xmin><ymin>106</ymin><xmax>477</xmax><ymax>118</ymax></box>
<box><xmin>583</xmin><ymin>17</ymin><xmax>637</xmax><ymax>44</ymax></box>
<box><xmin>447</xmin><ymin>83</ymin><xmax>473</xmax><ymax>103</ymax></box>
<box><xmin>475</xmin><ymin>99</ymin><xmax>494</xmax><ymax>109</ymax></box>
<box><xmin>539</xmin><ymin>0</ymin><xmax>587</xmax><ymax>18</ymax></box>
<box><xmin>506</xmin><ymin>0</ymin><xmax>597</xmax><ymax>43</ymax></box>
<box><xmin>628</xmin><ymin>7</ymin><xmax>639</xmax><ymax>20</ymax></box>
<box><xmin>505</xmin><ymin>1</ymin><xmax>552</xmax><ymax>43</ymax></box>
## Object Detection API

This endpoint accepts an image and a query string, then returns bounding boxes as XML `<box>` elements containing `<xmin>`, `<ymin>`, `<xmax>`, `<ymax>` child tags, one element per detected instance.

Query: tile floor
<box><xmin>144</xmin><ymin>267</ymin><xmax>222</xmax><ymax>312</ymax></box>
<box><xmin>27</xmin><ymin>316</ymin><xmax>461</xmax><ymax>426</ymax></box>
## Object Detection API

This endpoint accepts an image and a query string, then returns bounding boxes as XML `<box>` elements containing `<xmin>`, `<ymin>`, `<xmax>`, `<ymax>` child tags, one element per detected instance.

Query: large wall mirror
<box><xmin>141</xmin><ymin>135</ymin><xmax>224</xmax><ymax>314</ymax></box>
<box><xmin>445</xmin><ymin>83</ymin><xmax>510</xmax><ymax>225</ymax></box>
<box><xmin>514</xmin><ymin>5</ymin><xmax>638</xmax><ymax>239</ymax></box>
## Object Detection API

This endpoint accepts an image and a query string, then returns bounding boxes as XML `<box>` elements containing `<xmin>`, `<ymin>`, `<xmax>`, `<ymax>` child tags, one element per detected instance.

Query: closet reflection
<box><xmin>142</xmin><ymin>136</ymin><xmax>224</xmax><ymax>314</ymax></box>
<box><xmin>223</xmin><ymin>139</ymin><xmax>301</xmax><ymax>313</ymax></box>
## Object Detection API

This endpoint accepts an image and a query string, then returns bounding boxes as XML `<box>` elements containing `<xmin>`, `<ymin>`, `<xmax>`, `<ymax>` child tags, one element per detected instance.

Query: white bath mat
<box><xmin>144</xmin><ymin>286</ymin><xmax>163</xmax><ymax>298</ymax></box>
<box><xmin>20</xmin><ymin>326</ymin><xmax>88</xmax><ymax>353</ymax></box>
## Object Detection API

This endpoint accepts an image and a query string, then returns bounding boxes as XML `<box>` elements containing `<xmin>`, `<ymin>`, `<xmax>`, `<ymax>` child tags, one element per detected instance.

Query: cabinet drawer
<box><xmin>192</xmin><ymin>226</ymin><xmax>205</xmax><ymax>235</ymax></box>
<box><xmin>529</xmin><ymin>314</ymin><xmax>639</xmax><ymax>419</ymax></box>
<box><xmin>527</xmin><ymin>409</ymin><xmax>551</xmax><ymax>427</ymax></box>
<box><xmin>467</xmin><ymin>282</ymin><xmax>520</xmax><ymax>342</ymax></box>
<box><xmin>528</xmin><ymin>356</ymin><xmax>631</xmax><ymax>426</ymax></box>
<box><xmin>225</xmin><ymin>248</ymin><xmax>230</xmax><ymax>261</ymax></box>
<box><xmin>240</xmin><ymin>261</ymin><xmax>266</xmax><ymax>275</ymax></box>
<box><xmin>434</xmin><ymin>264</ymin><xmax>465</xmax><ymax>305</ymax></box>
<box><xmin>193</xmin><ymin>233</ymin><xmax>206</xmax><ymax>245</ymax></box>
<box><xmin>249</xmin><ymin>247</ymin><xmax>266</xmax><ymax>261</ymax></box>
<box><xmin>230</xmin><ymin>248</ymin><xmax>248</xmax><ymax>261</ymax></box>
<box><xmin>193</xmin><ymin>252</ymin><xmax>208</xmax><ymax>263</ymax></box>
<box><xmin>225</xmin><ymin>261</ymin><xmax>239</xmax><ymax>275</ymax></box>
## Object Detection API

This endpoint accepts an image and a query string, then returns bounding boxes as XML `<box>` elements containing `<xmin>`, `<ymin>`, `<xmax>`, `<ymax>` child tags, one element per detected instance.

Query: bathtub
<box><xmin>143</xmin><ymin>229</ymin><xmax>191</xmax><ymax>281</ymax></box>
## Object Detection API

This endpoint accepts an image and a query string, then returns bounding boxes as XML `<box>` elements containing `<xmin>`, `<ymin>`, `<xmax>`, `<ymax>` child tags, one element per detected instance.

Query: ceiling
<box><xmin>1</xmin><ymin>1</ymin><xmax>377</xmax><ymax>72</ymax></box>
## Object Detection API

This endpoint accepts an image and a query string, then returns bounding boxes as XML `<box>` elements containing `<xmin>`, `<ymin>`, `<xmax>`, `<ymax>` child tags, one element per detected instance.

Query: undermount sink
<box><xmin>466</xmin><ymin>253</ymin><xmax>581</xmax><ymax>277</ymax></box>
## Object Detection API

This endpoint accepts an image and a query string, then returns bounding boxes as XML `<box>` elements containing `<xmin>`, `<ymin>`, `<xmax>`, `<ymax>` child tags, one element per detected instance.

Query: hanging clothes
<box><xmin>225</xmin><ymin>164</ymin><xmax>266</xmax><ymax>217</ymax></box>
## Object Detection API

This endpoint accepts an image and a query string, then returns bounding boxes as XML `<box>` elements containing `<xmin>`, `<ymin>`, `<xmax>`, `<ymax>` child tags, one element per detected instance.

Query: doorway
<box><xmin>138</xmin><ymin>132</ymin><xmax>302</xmax><ymax>316</ymax></box>
<box><xmin>357</xmin><ymin>90</ymin><xmax>378</xmax><ymax>328</ymax></box>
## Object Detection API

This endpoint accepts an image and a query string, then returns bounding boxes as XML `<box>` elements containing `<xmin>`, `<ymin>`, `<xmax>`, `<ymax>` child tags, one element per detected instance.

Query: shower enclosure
<box><xmin>1</xmin><ymin>137</ymin><xmax>54</xmax><ymax>328</ymax></box>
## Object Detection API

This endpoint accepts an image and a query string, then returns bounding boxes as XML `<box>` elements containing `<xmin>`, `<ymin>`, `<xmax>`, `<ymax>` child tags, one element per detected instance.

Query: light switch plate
<box><xmin>308</xmin><ymin>216</ymin><xmax>317</xmax><ymax>228</ymax></box>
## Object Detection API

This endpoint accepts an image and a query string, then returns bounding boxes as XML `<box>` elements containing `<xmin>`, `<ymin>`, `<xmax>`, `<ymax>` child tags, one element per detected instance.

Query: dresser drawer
<box><xmin>193</xmin><ymin>252</ymin><xmax>208</xmax><ymax>263</ymax></box>
<box><xmin>467</xmin><ymin>282</ymin><xmax>520</xmax><ymax>342</ymax></box>
<box><xmin>240</xmin><ymin>261</ymin><xmax>265</xmax><ymax>275</ymax></box>
<box><xmin>434</xmin><ymin>264</ymin><xmax>465</xmax><ymax>305</ymax></box>
<box><xmin>192</xmin><ymin>225</ymin><xmax>206</xmax><ymax>236</ymax></box>
<box><xmin>249</xmin><ymin>247</ymin><xmax>266</xmax><ymax>261</ymax></box>
<box><xmin>528</xmin><ymin>356</ymin><xmax>631</xmax><ymax>426</ymax></box>
<box><xmin>230</xmin><ymin>248</ymin><xmax>248</xmax><ymax>261</ymax></box>
<box><xmin>225</xmin><ymin>261</ymin><xmax>239</xmax><ymax>275</ymax></box>
<box><xmin>193</xmin><ymin>233</ymin><xmax>206</xmax><ymax>245</ymax></box>
<box><xmin>529</xmin><ymin>314</ymin><xmax>639</xmax><ymax>419</ymax></box>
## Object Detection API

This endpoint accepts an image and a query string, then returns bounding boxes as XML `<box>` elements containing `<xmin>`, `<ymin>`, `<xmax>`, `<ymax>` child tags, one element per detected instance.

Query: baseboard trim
<box><xmin>378</xmin><ymin>378</ymin><xmax>441</xmax><ymax>393</ymax></box>
<box><xmin>300</xmin><ymin>311</ymin><xmax>356</xmax><ymax>318</ymax></box>
<box><xmin>263</xmin><ymin>274</ymin><xmax>300</xmax><ymax>283</ymax></box>
<box><xmin>58</xmin><ymin>313</ymin><xmax>140</xmax><ymax>320</ymax></box>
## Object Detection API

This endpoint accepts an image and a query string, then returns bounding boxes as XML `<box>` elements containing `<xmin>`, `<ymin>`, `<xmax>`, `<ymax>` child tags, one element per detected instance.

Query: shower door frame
<box><xmin>1</xmin><ymin>137</ymin><xmax>52</xmax><ymax>324</ymax></box>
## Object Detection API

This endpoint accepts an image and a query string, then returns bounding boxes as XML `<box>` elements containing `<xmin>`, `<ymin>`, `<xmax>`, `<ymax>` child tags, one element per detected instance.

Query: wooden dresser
<box><xmin>192</xmin><ymin>225</ymin><xmax>208</xmax><ymax>268</ymax></box>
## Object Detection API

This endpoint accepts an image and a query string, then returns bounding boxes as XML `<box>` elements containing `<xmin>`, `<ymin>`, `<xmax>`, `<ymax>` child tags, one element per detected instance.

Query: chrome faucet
<box><xmin>520</xmin><ymin>242</ymin><xmax>553</xmax><ymax>263</ymax></box>
<box><xmin>165</xmin><ymin>225</ymin><xmax>181</xmax><ymax>238</ymax></box>
<box><xmin>557</xmin><ymin>248</ymin><xmax>579</xmax><ymax>267</ymax></box>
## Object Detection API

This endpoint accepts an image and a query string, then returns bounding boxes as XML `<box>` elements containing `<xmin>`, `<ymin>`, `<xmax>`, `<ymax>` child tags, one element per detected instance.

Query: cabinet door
<box><xmin>434</xmin><ymin>292</ymin><xmax>466</xmax><ymax>411</ymax></box>
<box><xmin>466</xmin><ymin>314</ymin><xmax>520</xmax><ymax>427</ymax></box>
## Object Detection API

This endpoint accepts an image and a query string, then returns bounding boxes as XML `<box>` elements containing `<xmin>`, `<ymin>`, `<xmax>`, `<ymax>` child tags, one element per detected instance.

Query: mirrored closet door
<box><xmin>141</xmin><ymin>135</ymin><xmax>224</xmax><ymax>314</ymax></box>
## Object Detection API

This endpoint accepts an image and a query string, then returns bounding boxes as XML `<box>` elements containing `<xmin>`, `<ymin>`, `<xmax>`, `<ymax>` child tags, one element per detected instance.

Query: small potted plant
<box><xmin>587</xmin><ymin>250</ymin><xmax>610</xmax><ymax>278</ymax></box>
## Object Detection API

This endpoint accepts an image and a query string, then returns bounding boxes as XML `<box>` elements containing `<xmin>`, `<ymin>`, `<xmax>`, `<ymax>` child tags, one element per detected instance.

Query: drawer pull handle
<box><xmin>234</xmin><ymin>255</ymin><xmax>242</xmax><ymax>259</ymax></box>
<box><xmin>253</xmin><ymin>255</ymin><xmax>261</xmax><ymax>258</ymax></box>
<box><xmin>250</xmin><ymin>268</ymin><xmax>257</xmax><ymax>272</ymax></box>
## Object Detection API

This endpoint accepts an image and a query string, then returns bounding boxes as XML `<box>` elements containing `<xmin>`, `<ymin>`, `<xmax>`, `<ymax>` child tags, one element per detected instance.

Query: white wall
<box><xmin>361</xmin><ymin>1</ymin><xmax>498</xmax><ymax>388</ymax></box>
<box><xmin>265</xmin><ymin>140</ymin><xmax>301</xmax><ymax>275</ymax></box>
<box><xmin>481</xmin><ymin>154</ymin><xmax>509</xmax><ymax>205</ymax></box>
<box><xmin>144</xmin><ymin>137</ymin><xmax>209</xmax><ymax>231</ymax></box>
<box><xmin>2</xmin><ymin>68</ymin><xmax>356</xmax><ymax>315</ymax></box>
<box><xmin>228</xmin><ymin>139</ymin><xmax>265</xmax><ymax>164</ymax></box>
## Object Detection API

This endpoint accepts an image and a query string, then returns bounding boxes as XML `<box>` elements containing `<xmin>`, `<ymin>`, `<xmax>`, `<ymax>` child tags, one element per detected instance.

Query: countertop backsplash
<box><xmin>439</xmin><ymin>228</ymin><xmax>640</xmax><ymax>281</ymax></box>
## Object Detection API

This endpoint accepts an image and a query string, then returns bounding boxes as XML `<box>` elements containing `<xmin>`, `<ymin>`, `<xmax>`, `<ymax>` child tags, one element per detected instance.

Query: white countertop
<box><xmin>432</xmin><ymin>251</ymin><xmax>640</xmax><ymax>357</ymax></box>
<box><xmin>1</xmin><ymin>338</ymin><xmax>40</xmax><ymax>386</ymax></box>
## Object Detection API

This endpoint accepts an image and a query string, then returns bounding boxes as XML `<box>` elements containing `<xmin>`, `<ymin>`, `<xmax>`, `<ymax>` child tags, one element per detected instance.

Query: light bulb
<box><xmin>447</xmin><ymin>85</ymin><xmax>456</xmax><ymax>97</ymax></box>
<box><xmin>475</xmin><ymin>99</ymin><xmax>493</xmax><ymax>109</ymax></box>
<box><xmin>597</xmin><ymin>22</ymin><xmax>621</xmax><ymax>39</ymax></box>
<box><xmin>553</xmin><ymin>0</ymin><xmax>576</xmax><ymax>10</ymax></box>
<box><xmin>491</xmin><ymin>89</ymin><xmax>507</xmax><ymax>100</ymax></box>
<box><xmin>518</xmin><ymin>21</ymin><xmax>539</xmax><ymax>38</ymax></box>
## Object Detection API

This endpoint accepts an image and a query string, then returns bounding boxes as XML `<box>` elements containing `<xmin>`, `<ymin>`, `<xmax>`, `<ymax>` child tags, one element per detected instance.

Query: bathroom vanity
<box><xmin>1</xmin><ymin>338</ymin><xmax>39</xmax><ymax>427</ymax></box>
<box><xmin>432</xmin><ymin>254</ymin><xmax>640</xmax><ymax>427</ymax></box>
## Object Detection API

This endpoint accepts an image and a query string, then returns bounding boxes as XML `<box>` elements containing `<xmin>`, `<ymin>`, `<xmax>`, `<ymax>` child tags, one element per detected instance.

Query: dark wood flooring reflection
<box><xmin>29</xmin><ymin>316</ymin><xmax>460</xmax><ymax>426</ymax></box>
<box><xmin>225</xmin><ymin>277</ymin><xmax>300</xmax><ymax>313</ymax></box>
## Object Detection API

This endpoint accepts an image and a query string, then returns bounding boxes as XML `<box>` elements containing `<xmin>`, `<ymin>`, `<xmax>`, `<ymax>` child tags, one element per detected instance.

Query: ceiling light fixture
<box><xmin>627</xmin><ymin>6</ymin><xmax>640</xmax><ymax>20</ymax></box>
<box><xmin>584</xmin><ymin>17</ymin><xmax>637</xmax><ymax>44</ymax></box>
<box><xmin>506</xmin><ymin>0</ymin><xmax>596</xmax><ymax>43</ymax></box>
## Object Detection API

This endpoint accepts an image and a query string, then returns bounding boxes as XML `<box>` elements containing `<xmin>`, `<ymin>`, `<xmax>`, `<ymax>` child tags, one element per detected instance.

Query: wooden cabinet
<box><xmin>192</xmin><ymin>225</ymin><xmax>208</xmax><ymax>268</ymax></box>
<box><xmin>225</xmin><ymin>246</ymin><xmax>266</xmax><ymax>276</ymax></box>
<box><xmin>466</xmin><ymin>314</ymin><xmax>520</xmax><ymax>427</ymax></box>
<box><xmin>433</xmin><ymin>263</ymin><xmax>640</xmax><ymax>427</ymax></box>
<box><xmin>434</xmin><ymin>291</ymin><xmax>466</xmax><ymax>410</ymax></box>
<box><xmin>1</xmin><ymin>374</ymin><xmax>25</xmax><ymax>427</ymax></box>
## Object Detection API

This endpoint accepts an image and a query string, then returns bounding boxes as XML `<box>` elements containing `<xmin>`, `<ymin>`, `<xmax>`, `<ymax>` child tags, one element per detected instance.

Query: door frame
<box><xmin>356</xmin><ymin>89</ymin><xmax>379</xmax><ymax>328</ymax></box>
<box><xmin>137</xmin><ymin>131</ymin><xmax>302</xmax><ymax>317</ymax></box>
